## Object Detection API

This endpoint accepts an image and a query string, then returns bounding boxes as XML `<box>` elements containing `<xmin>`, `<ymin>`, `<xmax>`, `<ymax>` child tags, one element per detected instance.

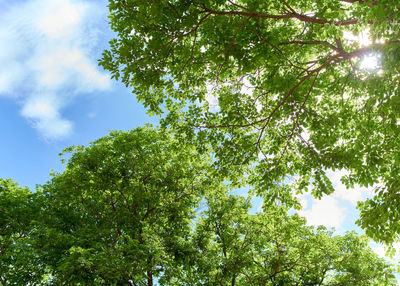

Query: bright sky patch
<box><xmin>0</xmin><ymin>0</ymin><xmax>110</xmax><ymax>140</ymax></box>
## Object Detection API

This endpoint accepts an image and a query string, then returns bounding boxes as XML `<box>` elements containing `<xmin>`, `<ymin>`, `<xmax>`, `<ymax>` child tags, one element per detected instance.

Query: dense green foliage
<box><xmin>0</xmin><ymin>179</ymin><xmax>45</xmax><ymax>285</ymax></box>
<box><xmin>0</xmin><ymin>128</ymin><xmax>397</xmax><ymax>285</ymax></box>
<box><xmin>100</xmin><ymin>0</ymin><xmax>400</xmax><ymax>244</ymax></box>
<box><xmin>36</xmin><ymin>127</ymin><xmax>217</xmax><ymax>285</ymax></box>
<box><xmin>0</xmin><ymin>127</ymin><xmax>395</xmax><ymax>286</ymax></box>
<box><xmin>3</xmin><ymin>0</ymin><xmax>400</xmax><ymax>283</ymax></box>
<box><xmin>174</xmin><ymin>192</ymin><xmax>396</xmax><ymax>285</ymax></box>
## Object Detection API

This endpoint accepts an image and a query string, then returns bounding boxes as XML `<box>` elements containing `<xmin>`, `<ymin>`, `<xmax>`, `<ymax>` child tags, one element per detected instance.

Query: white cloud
<box><xmin>33</xmin><ymin>47</ymin><xmax>110</xmax><ymax>91</ymax></box>
<box><xmin>21</xmin><ymin>94</ymin><xmax>73</xmax><ymax>140</ymax></box>
<box><xmin>296</xmin><ymin>169</ymin><xmax>378</xmax><ymax>230</ymax></box>
<box><xmin>372</xmin><ymin>244</ymin><xmax>388</xmax><ymax>259</ymax></box>
<box><xmin>298</xmin><ymin>196</ymin><xmax>346</xmax><ymax>229</ymax></box>
<box><xmin>35</xmin><ymin>0</ymin><xmax>85</xmax><ymax>39</ymax></box>
<box><xmin>326</xmin><ymin>169</ymin><xmax>365</xmax><ymax>205</ymax></box>
<box><xmin>0</xmin><ymin>0</ymin><xmax>111</xmax><ymax>139</ymax></box>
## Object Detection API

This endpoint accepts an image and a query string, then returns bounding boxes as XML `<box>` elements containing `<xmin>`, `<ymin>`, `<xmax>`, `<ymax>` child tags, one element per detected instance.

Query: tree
<box><xmin>164</xmin><ymin>192</ymin><xmax>396</xmax><ymax>285</ymax></box>
<box><xmin>36</xmin><ymin>126</ymin><xmax>219</xmax><ymax>285</ymax></box>
<box><xmin>1</xmin><ymin>128</ymin><xmax>396</xmax><ymax>284</ymax></box>
<box><xmin>0</xmin><ymin>178</ymin><xmax>45</xmax><ymax>285</ymax></box>
<box><xmin>100</xmin><ymin>0</ymin><xmax>400</xmax><ymax>244</ymax></box>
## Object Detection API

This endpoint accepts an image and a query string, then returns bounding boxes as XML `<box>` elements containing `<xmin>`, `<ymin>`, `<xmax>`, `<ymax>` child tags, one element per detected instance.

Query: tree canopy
<box><xmin>0</xmin><ymin>179</ymin><xmax>45</xmax><ymax>285</ymax></box>
<box><xmin>35</xmin><ymin>127</ymin><xmax>217</xmax><ymax>285</ymax></box>
<box><xmin>100</xmin><ymin>0</ymin><xmax>400</xmax><ymax>244</ymax></box>
<box><xmin>0</xmin><ymin>128</ymin><xmax>397</xmax><ymax>285</ymax></box>
<box><xmin>3</xmin><ymin>0</ymin><xmax>400</xmax><ymax>283</ymax></box>
<box><xmin>181</xmin><ymin>192</ymin><xmax>396</xmax><ymax>285</ymax></box>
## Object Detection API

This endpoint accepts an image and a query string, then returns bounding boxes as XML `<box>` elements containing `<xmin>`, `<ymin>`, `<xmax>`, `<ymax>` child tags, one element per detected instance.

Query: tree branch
<box><xmin>201</xmin><ymin>6</ymin><xmax>358</xmax><ymax>26</ymax></box>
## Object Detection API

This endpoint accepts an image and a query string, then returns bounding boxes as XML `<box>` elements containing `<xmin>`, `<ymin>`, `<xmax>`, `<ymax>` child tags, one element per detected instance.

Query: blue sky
<box><xmin>0</xmin><ymin>0</ymin><xmax>397</xmax><ymax>273</ymax></box>
<box><xmin>0</xmin><ymin>0</ymin><xmax>156</xmax><ymax>190</ymax></box>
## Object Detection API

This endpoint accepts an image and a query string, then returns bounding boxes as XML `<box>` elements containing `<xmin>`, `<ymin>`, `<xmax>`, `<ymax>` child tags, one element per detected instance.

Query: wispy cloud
<box><xmin>21</xmin><ymin>93</ymin><xmax>73</xmax><ymax>139</ymax></box>
<box><xmin>297</xmin><ymin>169</ymin><xmax>375</xmax><ymax>230</ymax></box>
<box><xmin>326</xmin><ymin>169</ymin><xmax>365</xmax><ymax>205</ymax></box>
<box><xmin>0</xmin><ymin>0</ymin><xmax>110</xmax><ymax>140</ymax></box>
<box><xmin>298</xmin><ymin>196</ymin><xmax>347</xmax><ymax>229</ymax></box>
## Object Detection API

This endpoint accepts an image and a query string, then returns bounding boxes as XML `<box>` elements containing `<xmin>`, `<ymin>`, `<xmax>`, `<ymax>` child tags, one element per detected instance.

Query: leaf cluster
<box><xmin>0</xmin><ymin>128</ymin><xmax>397</xmax><ymax>285</ymax></box>
<box><xmin>100</xmin><ymin>0</ymin><xmax>400</xmax><ymax>244</ymax></box>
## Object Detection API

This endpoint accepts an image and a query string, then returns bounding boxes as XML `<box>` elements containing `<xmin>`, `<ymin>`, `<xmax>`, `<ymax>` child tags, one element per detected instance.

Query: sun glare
<box><xmin>343</xmin><ymin>30</ymin><xmax>381</xmax><ymax>71</ymax></box>
<box><xmin>360</xmin><ymin>54</ymin><xmax>379</xmax><ymax>70</ymax></box>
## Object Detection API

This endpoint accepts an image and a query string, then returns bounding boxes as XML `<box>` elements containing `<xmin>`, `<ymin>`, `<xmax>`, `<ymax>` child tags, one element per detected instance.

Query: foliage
<box><xmin>0</xmin><ymin>178</ymin><xmax>44</xmax><ymax>285</ymax></box>
<box><xmin>0</xmin><ymin>128</ymin><xmax>397</xmax><ymax>284</ymax></box>
<box><xmin>164</xmin><ymin>192</ymin><xmax>396</xmax><ymax>285</ymax></box>
<box><xmin>35</xmin><ymin>126</ymin><xmax>218</xmax><ymax>285</ymax></box>
<box><xmin>100</xmin><ymin>0</ymin><xmax>400</xmax><ymax>244</ymax></box>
